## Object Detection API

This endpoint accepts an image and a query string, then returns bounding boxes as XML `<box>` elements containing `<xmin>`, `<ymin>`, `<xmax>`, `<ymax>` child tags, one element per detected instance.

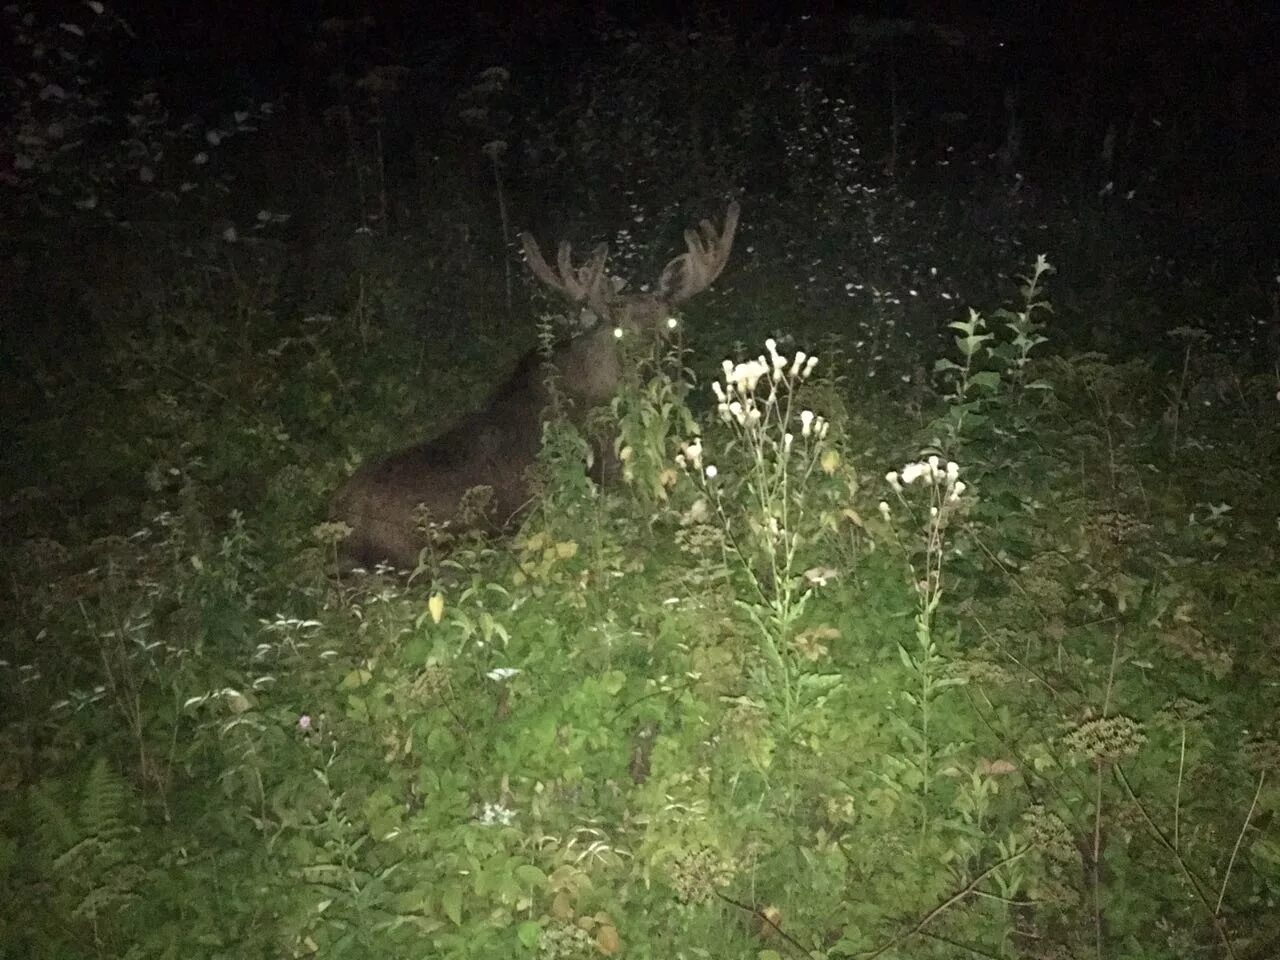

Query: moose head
<box><xmin>332</xmin><ymin>202</ymin><xmax>739</xmax><ymax>573</ymax></box>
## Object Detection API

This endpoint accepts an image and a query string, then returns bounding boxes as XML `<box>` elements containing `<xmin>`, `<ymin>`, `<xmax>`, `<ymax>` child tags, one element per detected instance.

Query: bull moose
<box><xmin>331</xmin><ymin>202</ymin><xmax>740</xmax><ymax>571</ymax></box>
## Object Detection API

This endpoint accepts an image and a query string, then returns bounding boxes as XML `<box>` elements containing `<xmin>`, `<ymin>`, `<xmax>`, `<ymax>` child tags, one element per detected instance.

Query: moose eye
<box><xmin>666</xmin><ymin>317</ymin><xmax>679</xmax><ymax>330</ymax></box>
<box><xmin>613</xmin><ymin>326</ymin><xmax>625</xmax><ymax>339</ymax></box>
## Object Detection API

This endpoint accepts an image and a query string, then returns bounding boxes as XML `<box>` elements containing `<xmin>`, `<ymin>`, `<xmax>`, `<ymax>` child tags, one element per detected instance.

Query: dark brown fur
<box><xmin>332</xmin><ymin>328</ymin><xmax>622</xmax><ymax>570</ymax></box>
<box><xmin>332</xmin><ymin>203</ymin><xmax>739</xmax><ymax>572</ymax></box>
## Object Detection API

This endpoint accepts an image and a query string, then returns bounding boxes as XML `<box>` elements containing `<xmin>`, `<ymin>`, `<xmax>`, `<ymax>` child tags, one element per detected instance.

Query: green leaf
<box><xmin>517</xmin><ymin>921</ymin><xmax>542</xmax><ymax>948</ymax></box>
<box><xmin>799</xmin><ymin>673</ymin><xmax>844</xmax><ymax>695</ymax></box>
<box><xmin>441</xmin><ymin>884</ymin><xmax>463</xmax><ymax>925</ymax></box>
<box><xmin>601</xmin><ymin>670</ymin><xmax>627</xmax><ymax>695</ymax></box>
<box><xmin>970</xmin><ymin>370</ymin><xmax>1002</xmax><ymax>392</ymax></box>
<box><xmin>513</xmin><ymin>864</ymin><xmax>547</xmax><ymax>888</ymax></box>
<box><xmin>339</xmin><ymin>667</ymin><xmax>373</xmax><ymax>689</ymax></box>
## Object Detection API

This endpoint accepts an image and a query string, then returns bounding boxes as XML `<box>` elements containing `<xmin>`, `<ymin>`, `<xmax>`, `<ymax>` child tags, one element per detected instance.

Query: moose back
<box><xmin>332</xmin><ymin>203</ymin><xmax>739</xmax><ymax>572</ymax></box>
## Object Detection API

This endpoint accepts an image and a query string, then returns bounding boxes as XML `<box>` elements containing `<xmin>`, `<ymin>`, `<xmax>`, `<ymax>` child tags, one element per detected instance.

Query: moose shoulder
<box><xmin>332</xmin><ymin>203</ymin><xmax>739</xmax><ymax>572</ymax></box>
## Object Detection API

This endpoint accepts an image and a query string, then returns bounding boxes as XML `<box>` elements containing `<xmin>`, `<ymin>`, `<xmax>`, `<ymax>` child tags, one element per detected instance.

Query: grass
<box><xmin>2</xmin><ymin>228</ymin><xmax>1277</xmax><ymax>959</ymax></box>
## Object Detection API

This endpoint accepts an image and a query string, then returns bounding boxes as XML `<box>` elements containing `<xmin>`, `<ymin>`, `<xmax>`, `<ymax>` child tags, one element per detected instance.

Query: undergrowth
<box><xmin>2</xmin><ymin>244</ymin><xmax>1278</xmax><ymax>960</ymax></box>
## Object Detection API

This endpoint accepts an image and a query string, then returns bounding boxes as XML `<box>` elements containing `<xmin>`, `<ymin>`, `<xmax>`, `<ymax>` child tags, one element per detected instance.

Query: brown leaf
<box><xmin>596</xmin><ymin>923</ymin><xmax>621</xmax><ymax>955</ymax></box>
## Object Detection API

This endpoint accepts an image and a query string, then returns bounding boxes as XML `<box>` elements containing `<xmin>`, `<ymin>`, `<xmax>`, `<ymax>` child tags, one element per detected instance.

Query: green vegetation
<box><xmin>3</xmin><ymin>5</ymin><xmax>1278</xmax><ymax>959</ymax></box>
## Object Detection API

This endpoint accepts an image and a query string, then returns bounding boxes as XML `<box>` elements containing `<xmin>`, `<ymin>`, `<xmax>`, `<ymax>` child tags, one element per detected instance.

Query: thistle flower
<box><xmin>901</xmin><ymin>462</ymin><xmax>926</xmax><ymax>485</ymax></box>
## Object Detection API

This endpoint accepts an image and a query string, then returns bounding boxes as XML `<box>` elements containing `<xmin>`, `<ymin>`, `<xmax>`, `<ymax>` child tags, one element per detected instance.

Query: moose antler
<box><xmin>655</xmin><ymin>201</ymin><xmax>740</xmax><ymax>304</ymax></box>
<box><xmin>518</xmin><ymin>234</ymin><xmax>613</xmax><ymax>318</ymax></box>
<box><xmin>520</xmin><ymin>202</ymin><xmax>740</xmax><ymax>333</ymax></box>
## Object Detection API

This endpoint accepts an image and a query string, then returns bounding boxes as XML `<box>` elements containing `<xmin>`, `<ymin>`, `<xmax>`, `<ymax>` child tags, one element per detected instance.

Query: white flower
<box><xmin>803</xmin><ymin>566</ymin><xmax>839</xmax><ymax>586</ymax></box>
<box><xmin>949</xmin><ymin>480</ymin><xmax>967</xmax><ymax>501</ymax></box>
<box><xmin>486</xmin><ymin>667</ymin><xmax>521</xmax><ymax>681</ymax></box>
<box><xmin>800</xmin><ymin>409</ymin><xmax>815</xmax><ymax>436</ymax></box>
<box><xmin>711</xmin><ymin>380</ymin><xmax>726</xmax><ymax>402</ymax></box>
<box><xmin>878</xmin><ymin>500</ymin><xmax>891</xmax><ymax>520</ymax></box>
<box><xmin>946</xmin><ymin>460</ymin><xmax>960</xmax><ymax>480</ymax></box>
<box><xmin>885</xmin><ymin>471</ymin><xmax>902</xmax><ymax>492</ymax></box>
<box><xmin>901</xmin><ymin>462</ymin><xmax>927</xmax><ymax>485</ymax></box>
<box><xmin>803</xmin><ymin>355</ymin><xmax>819</xmax><ymax>376</ymax></box>
<box><xmin>765</xmin><ymin>338</ymin><xmax>786</xmax><ymax>372</ymax></box>
<box><xmin>704</xmin><ymin>464</ymin><xmax>718</xmax><ymax>480</ymax></box>
<box><xmin>683</xmin><ymin>438</ymin><xmax>703</xmax><ymax>469</ymax></box>
<box><xmin>789</xmin><ymin>350</ymin><xmax>807</xmax><ymax>376</ymax></box>
<box><xmin>783</xmin><ymin>432</ymin><xmax>794</xmax><ymax>453</ymax></box>
<box><xmin>731</xmin><ymin>359</ymin><xmax>768</xmax><ymax>394</ymax></box>
<box><xmin>478</xmin><ymin>802</ymin><xmax>516</xmax><ymax>826</ymax></box>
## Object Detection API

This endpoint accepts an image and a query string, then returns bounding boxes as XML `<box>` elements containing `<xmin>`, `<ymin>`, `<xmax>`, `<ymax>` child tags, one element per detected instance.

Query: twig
<box><xmin>715</xmin><ymin>892</ymin><xmax>811</xmax><ymax>958</ymax></box>
<box><xmin>1216</xmin><ymin>770</ymin><xmax>1265</xmax><ymax>915</ymax></box>
<box><xmin>1113</xmin><ymin>766</ymin><xmax>1239</xmax><ymax>959</ymax></box>
<box><xmin>857</xmin><ymin>846</ymin><xmax>1031</xmax><ymax>960</ymax></box>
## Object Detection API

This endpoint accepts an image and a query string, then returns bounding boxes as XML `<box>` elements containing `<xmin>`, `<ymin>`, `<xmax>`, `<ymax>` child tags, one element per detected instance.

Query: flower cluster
<box><xmin>1062</xmin><ymin>715</ymin><xmax>1147</xmax><ymax>766</ymax></box>
<box><xmin>885</xmin><ymin>456</ymin><xmax>966</xmax><ymax>501</ymax></box>
<box><xmin>676</xmin><ymin>339</ymin><xmax>829</xmax><ymax>487</ymax></box>
<box><xmin>675</xmin><ymin>436</ymin><xmax>717</xmax><ymax>479</ymax></box>
<box><xmin>711</xmin><ymin>338</ymin><xmax>823</xmax><ymax>434</ymax></box>
<box><xmin>668</xmin><ymin>845</ymin><xmax>737</xmax><ymax>905</ymax></box>
<box><xmin>886</xmin><ymin>456</ymin><xmax>963</xmax><ymax>495</ymax></box>
<box><xmin>477</xmin><ymin>801</ymin><xmax>516</xmax><ymax>826</ymax></box>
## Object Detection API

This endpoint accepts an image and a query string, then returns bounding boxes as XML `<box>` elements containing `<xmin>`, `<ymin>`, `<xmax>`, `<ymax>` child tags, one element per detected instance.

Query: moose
<box><xmin>331</xmin><ymin>202</ymin><xmax>740</xmax><ymax>572</ymax></box>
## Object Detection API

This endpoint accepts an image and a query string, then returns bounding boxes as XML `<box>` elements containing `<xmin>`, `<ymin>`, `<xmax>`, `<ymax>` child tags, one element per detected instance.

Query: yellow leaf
<box><xmin>226</xmin><ymin>690</ymin><xmax>254</xmax><ymax>714</ymax></box>
<box><xmin>758</xmin><ymin>905</ymin><xmax>783</xmax><ymax>939</ymax></box>
<box><xmin>555</xmin><ymin>540</ymin><xmax>579</xmax><ymax>559</ymax></box>
<box><xmin>428</xmin><ymin>592</ymin><xmax>445</xmax><ymax>624</ymax></box>
<box><xmin>820</xmin><ymin>449</ymin><xmax>841</xmax><ymax>475</ymax></box>
<box><xmin>841</xmin><ymin>508</ymin><xmax>864</xmax><ymax>527</ymax></box>
<box><xmin>595</xmin><ymin>924</ymin><xmax>622</xmax><ymax>955</ymax></box>
<box><xmin>550</xmin><ymin>891</ymin><xmax>575</xmax><ymax>920</ymax></box>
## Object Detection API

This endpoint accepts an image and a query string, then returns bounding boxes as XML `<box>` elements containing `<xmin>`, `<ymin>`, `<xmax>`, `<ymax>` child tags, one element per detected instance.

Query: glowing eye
<box><xmin>666</xmin><ymin>317</ymin><xmax>679</xmax><ymax>330</ymax></box>
<box><xmin>612</xmin><ymin>326</ymin><xmax>625</xmax><ymax>339</ymax></box>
